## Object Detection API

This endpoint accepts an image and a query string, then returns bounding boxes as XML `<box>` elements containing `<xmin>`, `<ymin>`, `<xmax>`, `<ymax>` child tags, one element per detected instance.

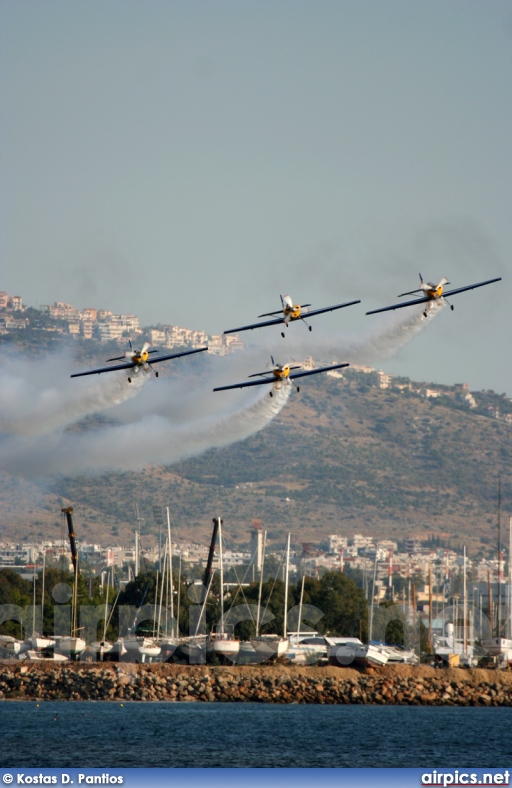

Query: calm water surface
<box><xmin>0</xmin><ymin>701</ymin><xmax>510</xmax><ymax>768</ymax></box>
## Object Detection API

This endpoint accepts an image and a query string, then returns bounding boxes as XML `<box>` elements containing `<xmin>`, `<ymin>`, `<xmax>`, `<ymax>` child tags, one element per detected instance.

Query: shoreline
<box><xmin>1</xmin><ymin>662</ymin><xmax>511</xmax><ymax>705</ymax></box>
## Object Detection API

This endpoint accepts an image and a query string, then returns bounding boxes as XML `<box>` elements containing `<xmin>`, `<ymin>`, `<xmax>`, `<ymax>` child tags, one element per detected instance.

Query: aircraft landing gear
<box><xmin>269</xmin><ymin>391</ymin><xmax>273</xmax><ymax>397</ymax></box>
<box><xmin>297</xmin><ymin>386</ymin><xmax>300</xmax><ymax>392</ymax></box>
<box><xmin>308</xmin><ymin>326</ymin><xmax>312</xmax><ymax>332</ymax></box>
<box><xmin>128</xmin><ymin>377</ymin><xmax>132</xmax><ymax>383</ymax></box>
<box><xmin>155</xmin><ymin>371</ymin><xmax>159</xmax><ymax>377</ymax></box>
<box><xmin>281</xmin><ymin>332</ymin><xmax>285</xmax><ymax>338</ymax></box>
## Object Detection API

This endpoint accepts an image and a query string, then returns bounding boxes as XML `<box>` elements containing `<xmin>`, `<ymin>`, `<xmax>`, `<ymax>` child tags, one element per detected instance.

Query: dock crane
<box><xmin>61</xmin><ymin>506</ymin><xmax>78</xmax><ymax>575</ymax></box>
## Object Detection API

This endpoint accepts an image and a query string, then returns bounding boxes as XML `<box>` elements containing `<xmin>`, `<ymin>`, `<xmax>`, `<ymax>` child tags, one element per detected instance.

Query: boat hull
<box><xmin>328</xmin><ymin>642</ymin><xmax>389</xmax><ymax>668</ymax></box>
<box><xmin>250</xmin><ymin>637</ymin><xmax>289</xmax><ymax>660</ymax></box>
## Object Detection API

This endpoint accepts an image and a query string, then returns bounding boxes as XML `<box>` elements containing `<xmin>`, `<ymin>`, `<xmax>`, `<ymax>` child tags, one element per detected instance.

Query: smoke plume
<box><xmin>0</xmin><ymin>302</ymin><xmax>442</xmax><ymax>477</ymax></box>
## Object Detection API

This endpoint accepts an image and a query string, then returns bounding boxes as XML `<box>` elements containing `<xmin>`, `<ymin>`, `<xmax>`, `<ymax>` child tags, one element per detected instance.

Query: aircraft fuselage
<box><xmin>129</xmin><ymin>350</ymin><xmax>150</xmax><ymax>366</ymax></box>
<box><xmin>283</xmin><ymin>304</ymin><xmax>302</xmax><ymax>322</ymax></box>
<box><xmin>273</xmin><ymin>366</ymin><xmax>291</xmax><ymax>380</ymax></box>
<box><xmin>424</xmin><ymin>284</ymin><xmax>444</xmax><ymax>300</ymax></box>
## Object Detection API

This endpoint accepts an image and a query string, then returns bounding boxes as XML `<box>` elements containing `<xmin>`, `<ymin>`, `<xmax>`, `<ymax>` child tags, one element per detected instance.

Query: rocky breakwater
<box><xmin>0</xmin><ymin>663</ymin><xmax>511</xmax><ymax>705</ymax></box>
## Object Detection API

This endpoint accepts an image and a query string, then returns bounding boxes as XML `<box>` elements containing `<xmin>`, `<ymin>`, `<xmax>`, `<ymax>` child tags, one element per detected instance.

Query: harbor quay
<box><xmin>0</xmin><ymin>663</ymin><xmax>511</xmax><ymax>706</ymax></box>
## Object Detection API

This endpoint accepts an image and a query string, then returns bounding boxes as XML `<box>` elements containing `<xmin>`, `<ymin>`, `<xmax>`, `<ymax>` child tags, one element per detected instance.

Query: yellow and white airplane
<box><xmin>213</xmin><ymin>357</ymin><xmax>349</xmax><ymax>396</ymax></box>
<box><xmin>71</xmin><ymin>341</ymin><xmax>208</xmax><ymax>382</ymax></box>
<box><xmin>366</xmin><ymin>274</ymin><xmax>502</xmax><ymax>317</ymax></box>
<box><xmin>224</xmin><ymin>293</ymin><xmax>361</xmax><ymax>338</ymax></box>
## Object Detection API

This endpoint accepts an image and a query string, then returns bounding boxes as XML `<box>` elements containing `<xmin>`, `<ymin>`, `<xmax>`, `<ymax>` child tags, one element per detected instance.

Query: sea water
<box><xmin>0</xmin><ymin>702</ymin><xmax>510</xmax><ymax>768</ymax></box>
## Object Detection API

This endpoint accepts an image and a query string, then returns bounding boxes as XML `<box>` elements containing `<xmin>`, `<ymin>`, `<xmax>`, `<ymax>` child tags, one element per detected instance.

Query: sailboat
<box><xmin>52</xmin><ymin>507</ymin><xmax>86</xmax><ymax>659</ymax></box>
<box><xmin>20</xmin><ymin>551</ymin><xmax>56</xmax><ymax>655</ymax></box>
<box><xmin>481</xmin><ymin>480</ymin><xmax>512</xmax><ymax>660</ymax></box>
<box><xmin>172</xmin><ymin>517</ymin><xmax>221</xmax><ymax>664</ymax></box>
<box><xmin>286</xmin><ymin>570</ymin><xmax>329</xmax><ymax>665</ymax></box>
<box><xmin>157</xmin><ymin>507</ymin><xmax>180</xmax><ymax>660</ymax></box>
<box><xmin>250</xmin><ymin>531</ymin><xmax>289</xmax><ymax>660</ymax></box>
<box><xmin>57</xmin><ymin>579</ymin><xmax>86</xmax><ymax>659</ymax></box>
<box><xmin>207</xmin><ymin>517</ymin><xmax>240</xmax><ymax>660</ymax></box>
<box><xmin>0</xmin><ymin>634</ymin><xmax>23</xmax><ymax>656</ymax></box>
<box><xmin>84</xmin><ymin>571</ymin><xmax>114</xmax><ymax>661</ymax></box>
<box><xmin>326</xmin><ymin>553</ymin><xmax>389</xmax><ymax>668</ymax></box>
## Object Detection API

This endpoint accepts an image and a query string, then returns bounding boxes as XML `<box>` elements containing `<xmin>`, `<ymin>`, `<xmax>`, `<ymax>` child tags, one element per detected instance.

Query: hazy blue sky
<box><xmin>1</xmin><ymin>1</ymin><xmax>511</xmax><ymax>393</ymax></box>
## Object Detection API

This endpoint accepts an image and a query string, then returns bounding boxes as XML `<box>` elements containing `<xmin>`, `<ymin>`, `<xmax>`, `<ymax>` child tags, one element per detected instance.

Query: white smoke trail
<box><xmin>0</xmin><ymin>301</ymin><xmax>443</xmax><ymax>477</ymax></box>
<box><xmin>0</xmin><ymin>350</ymin><xmax>145</xmax><ymax>435</ymax></box>
<box><xmin>248</xmin><ymin>299</ymin><xmax>445</xmax><ymax>367</ymax></box>
<box><xmin>0</xmin><ymin>379</ymin><xmax>291</xmax><ymax>476</ymax></box>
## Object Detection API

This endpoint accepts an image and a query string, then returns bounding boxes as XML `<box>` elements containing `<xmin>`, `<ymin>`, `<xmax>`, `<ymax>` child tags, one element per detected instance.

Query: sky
<box><xmin>1</xmin><ymin>0</ymin><xmax>511</xmax><ymax>394</ymax></box>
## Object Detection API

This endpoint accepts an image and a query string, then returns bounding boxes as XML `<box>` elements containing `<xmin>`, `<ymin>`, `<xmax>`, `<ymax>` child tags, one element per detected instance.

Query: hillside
<box><xmin>1</xmin><ymin>367</ymin><xmax>510</xmax><ymax>557</ymax></box>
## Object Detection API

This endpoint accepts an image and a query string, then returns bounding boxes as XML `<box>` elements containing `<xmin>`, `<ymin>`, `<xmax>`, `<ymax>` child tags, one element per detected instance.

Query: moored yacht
<box><xmin>249</xmin><ymin>531</ymin><xmax>289</xmax><ymax>663</ymax></box>
<box><xmin>287</xmin><ymin>634</ymin><xmax>331</xmax><ymax>665</ymax></box>
<box><xmin>327</xmin><ymin>638</ymin><xmax>389</xmax><ymax>668</ymax></box>
<box><xmin>0</xmin><ymin>634</ymin><xmax>23</xmax><ymax>656</ymax></box>
<box><xmin>56</xmin><ymin>635</ymin><xmax>87</xmax><ymax>659</ymax></box>
<box><xmin>124</xmin><ymin>635</ymin><xmax>161</xmax><ymax>661</ymax></box>
<box><xmin>207</xmin><ymin>518</ymin><xmax>240</xmax><ymax>660</ymax></box>
<box><xmin>22</xmin><ymin>634</ymin><xmax>55</xmax><ymax>652</ymax></box>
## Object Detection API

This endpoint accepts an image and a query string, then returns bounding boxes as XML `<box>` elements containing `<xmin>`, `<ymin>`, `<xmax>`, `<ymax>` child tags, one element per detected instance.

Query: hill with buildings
<box><xmin>0</xmin><ymin>290</ymin><xmax>510</xmax><ymax>558</ymax></box>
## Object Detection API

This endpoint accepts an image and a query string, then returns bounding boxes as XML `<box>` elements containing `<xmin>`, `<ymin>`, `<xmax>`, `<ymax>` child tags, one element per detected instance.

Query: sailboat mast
<box><xmin>102</xmin><ymin>572</ymin><xmax>110</xmax><ymax>643</ymax></box>
<box><xmin>487</xmin><ymin>570</ymin><xmax>493</xmax><ymax>636</ymax></box>
<box><xmin>202</xmin><ymin>517</ymin><xmax>221</xmax><ymax>603</ymax></box>
<box><xmin>509</xmin><ymin>516</ymin><xmax>512</xmax><ymax>640</ymax></box>
<box><xmin>135</xmin><ymin>530</ymin><xmax>140</xmax><ymax>577</ymax></box>
<box><xmin>255</xmin><ymin>531</ymin><xmax>267</xmax><ymax>638</ymax></box>
<box><xmin>176</xmin><ymin>555</ymin><xmax>182</xmax><ymax>637</ymax></box>
<box><xmin>219</xmin><ymin>517</ymin><xmax>224</xmax><ymax>635</ymax></box>
<box><xmin>369</xmin><ymin>554</ymin><xmax>378</xmax><ymax>643</ymax></box>
<box><xmin>157</xmin><ymin>546</ymin><xmax>167</xmax><ymax>637</ymax></box>
<box><xmin>72</xmin><ymin>558</ymin><xmax>79</xmax><ymax>638</ymax></box>
<box><xmin>428</xmin><ymin>564</ymin><xmax>433</xmax><ymax>654</ymax></box>
<box><xmin>194</xmin><ymin>517</ymin><xmax>221</xmax><ymax>638</ymax></box>
<box><xmin>297</xmin><ymin>576</ymin><xmax>305</xmax><ymax>637</ymax></box>
<box><xmin>283</xmin><ymin>534</ymin><xmax>291</xmax><ymax>639</ymax></box>
<box><xmin>41</xmin><ymin>549</ymin><xmax>46</xmax><ymax>634</ymax></box>
<box><xmin>497</xmin><ymin>477</ymin><xmax>502</xmax><ymax>638</ymax></box>
<box><xmin>463</xmin><ymin>546</ymin><xmax>467</xmax><ymax>657</ymax></box>
<box><xmin>166</xmin><ymin>507</ymin><xmax>174</xmax><ymax>635</ymax></box>
<box><xmin>32</xmin><ymin>561</ymin><xmax>36</xmax><ymax>635</ymax></box>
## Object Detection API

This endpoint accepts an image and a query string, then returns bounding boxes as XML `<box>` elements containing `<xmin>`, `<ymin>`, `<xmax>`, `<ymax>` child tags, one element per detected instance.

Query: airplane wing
<box><xmin>258</xmin><ymin>310</ymin><xmax>286</xmax><ymax>318</ymax></box>
<box><xmin>365</xmin><ymin>296</ymin><xmax>431</xmax><ymax>315</ymax></box>
<box><xmin>71</xmin><ymin>361</ymin><xmax>140</xmax><ymax>378</ymax></box>
<box><xmin>247</xmin><ymin>365</ymin><xmax>301</xmax><ymax>378</ymax></box>
<box><xmin>213</xmin><ymin>363</ymin><xmax>349</xmax><ymax>391</ymax></box>
<box><xmin>397</xmin><ymin>289</ymin><xmax>423</xmax><ymax>298</ymax></box>
<box><xmin>258</xmin><ymin>303</ymin><xmax>312</xmax><ymax>317</ymax></box>
<box><xmin>224</xmin><ymin>317</ymin><xmax>286</xmax><ymax>335</ymax></box>
<box><xmin>71</xmin><ymin>346</ymin><xmax>208</xmax><ymax>378</ymax></box>
<box><xmin>106</xmin><ymin>349</ymin><xmax>158</xmax><ymax>362</ymax></box>
<box><xmin>147</xmin><ymin>347</ymin><xmax>209</xmax><ymax>364</ymax></box>
<box><xmin>304</xmin><ymin>300</ymin><xmax>361</xmax><ymax>318</ymax></box>
<box><xmin>442</xmin><ymin>277</ymin><xmax>502</xmax><ymax>298</ymax></box>
<box><xmin>366</xmin><ymin>277</ymin><xmax>502</xmax><ymax>315</ymax></box>
<box><xmin>289</xmin><ymin>363</ymin><xmax>349</xmax><ymax>380</ymax></box>
<box><xmin>224</xmin><ymin>299</ymin><xmax>361</xmax><ymax>334</ymax></box>
<box><xmin>213</xmin><ymin>376</ymin><xmax>277</xmax><ymax>392</ymax></box>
